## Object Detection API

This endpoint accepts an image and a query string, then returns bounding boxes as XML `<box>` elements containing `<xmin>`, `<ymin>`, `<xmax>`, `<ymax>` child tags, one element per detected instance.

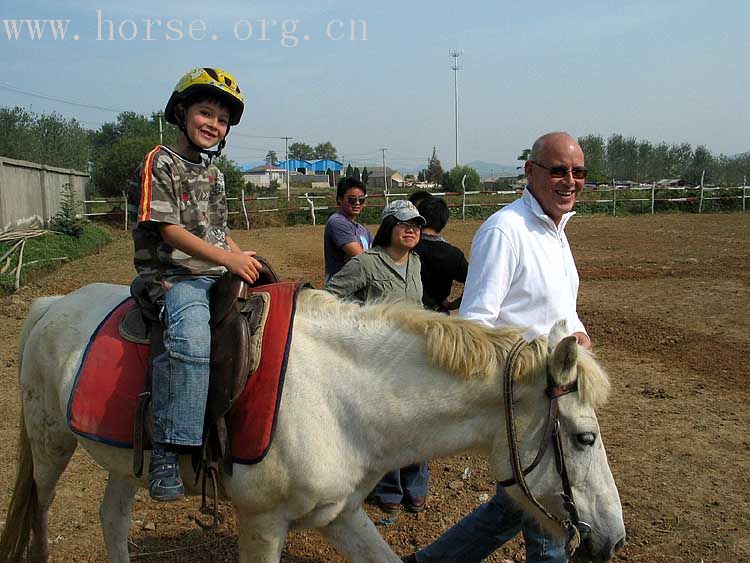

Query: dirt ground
<box><xmin>0</xmin><ymin>212</ymin><xmax>748</xmax><ymax>562</ymax></box>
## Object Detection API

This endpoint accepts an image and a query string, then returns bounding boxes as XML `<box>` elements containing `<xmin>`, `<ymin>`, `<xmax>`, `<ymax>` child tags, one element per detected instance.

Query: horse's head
<box><xmin>490</xmin><ymin>321</ymin><xmax>626</xmax><ymax>562</ymax></box>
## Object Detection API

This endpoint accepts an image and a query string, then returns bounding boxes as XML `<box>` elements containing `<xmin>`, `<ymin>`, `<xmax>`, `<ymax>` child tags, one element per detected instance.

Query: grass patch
<box><xmin>0</xmin><ymin>224</ymin><xmax>112</xmax><ymax>293</ymax></box>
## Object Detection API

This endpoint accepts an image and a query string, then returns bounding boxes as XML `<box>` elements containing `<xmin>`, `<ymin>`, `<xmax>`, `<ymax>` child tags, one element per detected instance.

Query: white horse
<box><xmin>0</xmin><ymin>283</ymin><xmax>625</xmax><ymax>563</ymax></box>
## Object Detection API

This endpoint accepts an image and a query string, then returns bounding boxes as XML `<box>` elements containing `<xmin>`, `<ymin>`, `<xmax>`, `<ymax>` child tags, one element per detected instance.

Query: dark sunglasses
<box><xmin>532</xmin><ymin>161</ymin><xmax>588</xmax><ymax>180</ymax></box>
<box><xmin>346</xmin><ymin>196</ymin><xmax>367</xmax><ymax>205</ymax></box>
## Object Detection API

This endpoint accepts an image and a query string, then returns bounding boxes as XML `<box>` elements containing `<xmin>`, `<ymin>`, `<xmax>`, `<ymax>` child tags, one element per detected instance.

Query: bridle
<box><xmin>497</xmin><ymin>339</ymin><xmax>592</xmax><ymax>557</ymax></box>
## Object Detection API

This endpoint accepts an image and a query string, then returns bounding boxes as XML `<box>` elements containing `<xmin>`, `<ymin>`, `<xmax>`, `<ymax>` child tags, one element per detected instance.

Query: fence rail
<box><xmin>84</xmin><ymin>183</ymin><xmax>750</xmax><ymax>230</ymax></box>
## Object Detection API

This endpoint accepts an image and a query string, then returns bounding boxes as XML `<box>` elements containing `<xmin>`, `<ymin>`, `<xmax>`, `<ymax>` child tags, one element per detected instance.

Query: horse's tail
<box><xmin>0</xmin><ymin>296</ymin><xmax>60</xmax><ymax>562</ymax></box>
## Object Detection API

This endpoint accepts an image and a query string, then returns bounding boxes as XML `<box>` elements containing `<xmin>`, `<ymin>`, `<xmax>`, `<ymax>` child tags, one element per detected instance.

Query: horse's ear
<box><xmin>548</xmin><ymin>335</ymin><xmax>578</xmax><ymax>383</ymax></box>
<box><xmin>547</xmin><ymin>319</ymin><xmax>569</xmax><ymax>352</ymax></box>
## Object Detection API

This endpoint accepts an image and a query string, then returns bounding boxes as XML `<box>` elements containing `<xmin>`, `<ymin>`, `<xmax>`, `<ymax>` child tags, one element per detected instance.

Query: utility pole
<box><xmin>380</xmin><ymin>148</ymin><xmax>389</xmax><ymax>205</ymax></box>
<box><xmin>282</xmin><ymin>136</ymin><xmax>292</xmax><ymax>200</ymax></box>
<box><xmin>449</xmin><ymin>49</ymin><xmax>463</xmax><ymax>168</ymax></box>
<box><xmin>155</xmin><ymin>111</ymin><xmax>164</xmax><ymax>145</ymax></box>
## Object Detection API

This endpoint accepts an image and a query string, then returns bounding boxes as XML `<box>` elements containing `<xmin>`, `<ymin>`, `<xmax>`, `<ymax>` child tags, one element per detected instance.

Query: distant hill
<box><xmin>464</xmin><ymin>161</ymin><xmax>519</xmax><ymax>180</ymax></box>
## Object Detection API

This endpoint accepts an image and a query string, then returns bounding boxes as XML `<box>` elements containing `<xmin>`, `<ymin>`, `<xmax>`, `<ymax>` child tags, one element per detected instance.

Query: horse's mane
<box><xmin>297</xmin><ymin>289</ymin><xmax>609</xmax><ymax>408</ymax></box>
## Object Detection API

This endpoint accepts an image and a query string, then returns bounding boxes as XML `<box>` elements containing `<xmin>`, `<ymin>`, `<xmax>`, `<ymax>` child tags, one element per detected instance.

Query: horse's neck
<box><xmin>295</xmin><ymin>315</ymin><xmax>509</xmax><ymax>466</ymax></box>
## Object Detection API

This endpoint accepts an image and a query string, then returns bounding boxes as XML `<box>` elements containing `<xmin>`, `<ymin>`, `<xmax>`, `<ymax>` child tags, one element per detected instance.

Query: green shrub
<box><xmin>49</xmin><ymin>183</ymin><xmax>87</xmax><ymax>237</ymax></box>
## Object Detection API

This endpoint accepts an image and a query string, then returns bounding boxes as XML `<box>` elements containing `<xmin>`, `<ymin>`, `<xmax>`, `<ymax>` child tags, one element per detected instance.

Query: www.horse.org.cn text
<box><xmin>1</xmin><ymin>11</ymin><xmax>368</xmax><ymax>47</ymax></box>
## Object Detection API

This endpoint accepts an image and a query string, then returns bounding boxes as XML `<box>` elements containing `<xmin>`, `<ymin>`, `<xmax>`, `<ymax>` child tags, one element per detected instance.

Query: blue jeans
<box><xmin>374</xmin><ymin>462</ymin><xmax>429</xmax><ymax>504</ymax></box>
<box><xmin>415</xmin><ymin>484</ymin><xmax>567</xmax><ymax>562</ymax></box>
<box><xmin>151</xmin><ymin>276</ymin><xmax>216</xmax><ymax>446</ymax></box>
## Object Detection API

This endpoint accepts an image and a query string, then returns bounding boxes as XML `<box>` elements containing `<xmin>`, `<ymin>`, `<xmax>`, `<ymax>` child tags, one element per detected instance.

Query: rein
<box><xmin>497</xmin><ymin>339</ymin><xmax>591</xmax><ymax>557</ymax></box>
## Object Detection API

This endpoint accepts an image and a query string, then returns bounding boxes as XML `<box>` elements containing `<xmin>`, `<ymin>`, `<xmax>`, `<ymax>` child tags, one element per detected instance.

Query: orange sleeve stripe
<box><xmin>138</xmin><ymin>147</ymin><xmax>161</xmax><ymax>222</ymax></box>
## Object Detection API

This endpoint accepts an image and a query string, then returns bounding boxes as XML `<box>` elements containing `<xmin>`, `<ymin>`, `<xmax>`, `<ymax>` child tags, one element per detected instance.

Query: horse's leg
<box><xmin>100</xmin><ymin>474</ymin><xmax>137</xmax><ymax>563</ymax></box>
<box><xmin>27</xmin><ymin>431</ymin><xmax>77</xmax><ymax>563</ymax></box>
<box><xmin>235</xmin><ymin>508</ymin><xmax>289</xmax><ymax>563</ymax></box>
<box><xmin>319</xmin><ymin>506</ymin><xmax>402</xmax><ymax>563</ymax></box>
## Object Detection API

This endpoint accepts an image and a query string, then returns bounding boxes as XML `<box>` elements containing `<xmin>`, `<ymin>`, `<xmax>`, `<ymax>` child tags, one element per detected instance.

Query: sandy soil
<box><xmin>0</xmin><ymin>212</ymin><xmax>748</xmax><ymax>562</ymax></box>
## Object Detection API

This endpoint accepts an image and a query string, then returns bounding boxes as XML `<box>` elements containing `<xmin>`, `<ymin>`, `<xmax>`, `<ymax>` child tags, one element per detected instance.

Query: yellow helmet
<box><xmin>164</xmin><ymin>67</ymin><xmax>245</xmax><ymax>126</ymax></box>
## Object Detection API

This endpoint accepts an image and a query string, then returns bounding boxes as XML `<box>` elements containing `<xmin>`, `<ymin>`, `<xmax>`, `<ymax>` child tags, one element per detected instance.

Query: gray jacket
<box><xmin>324</xmin><ymin>246</ymin><xmax>423</xmax><ymax>305</ymax></box>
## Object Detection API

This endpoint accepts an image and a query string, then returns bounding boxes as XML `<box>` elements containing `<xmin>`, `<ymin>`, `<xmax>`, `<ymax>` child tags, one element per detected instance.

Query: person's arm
<box><xmin>341</xmin><ymin>241</ymin><xmax>365</xmax><ymax>258</ymax></box>
<box><xmin>328</xmin><ymin>217</ymin><xmax>367</xmax><ymax>258</ymax></box>
<box><xmin>160</xmin><ymin>225</ymin><xmax>261</xmax><ymax>284</ymax></box>
<box><xmin>324</xmin><ymin>255</ymin><xmax>368</xmax><ymax>300</ymax></box>
<box><xmin>459</xmin><ymin>227</ymin><xmax>516</xmax><ymax>327</ymax></box>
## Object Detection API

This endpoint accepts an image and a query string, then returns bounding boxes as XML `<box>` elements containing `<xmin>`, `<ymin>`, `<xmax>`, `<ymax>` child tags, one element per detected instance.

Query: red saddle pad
<box><xmin>67</xmin><ymin>281</ymin><xmax>305</xmax><ymax>464</ymax></box>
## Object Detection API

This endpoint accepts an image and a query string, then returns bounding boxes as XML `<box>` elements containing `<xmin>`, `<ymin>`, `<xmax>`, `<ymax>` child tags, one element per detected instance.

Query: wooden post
<box><xmin>122</xmin><ymin>191</ymin><xmax>128</xmax><ymax>231</ymax></box>
<box><xmin>241</xmin><ymin>187</ymin><xmax>250</xmax><ymax>230</ymax></box>
<box><xmin>743</xmin><ymin>177</ymin><xmax>747</xmax><ymax>213</ymax></box>
<box><xmin>698</xmin><ymin>170</ymin><xmax>705</xmax><ymax>213</ymax></box>
<box><xmin>651</xmin><ymin>182</ymin><xmax>655</xmax><ymax>215</ymax></box>
<box><xmin>612</xmin><ymin>179</ymin><xmax>617</xmax><ymax>216</ymax></box>
<box><xmin>305</xmin><ymin>193</ymin><xmax>316</xmax><ymax>226</ymax></box>
<box><xmin>461</xmin><ymin>174</ymin><xmax>467</xmax><ymax>221</ymax></box>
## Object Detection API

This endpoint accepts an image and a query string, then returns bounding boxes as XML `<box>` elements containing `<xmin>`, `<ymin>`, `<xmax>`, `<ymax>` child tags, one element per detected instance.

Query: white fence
<box><xmin>84</xmin><ymin>183</ymin><xmax>750</xmax><ymax>229</ymax></box>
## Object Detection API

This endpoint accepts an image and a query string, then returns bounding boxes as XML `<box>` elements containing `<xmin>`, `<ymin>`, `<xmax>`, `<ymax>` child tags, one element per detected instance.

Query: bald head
<box><xmin>530</xmin><ymin>132</ymin><xmax>581</xmax><ymax>163</ymax></box>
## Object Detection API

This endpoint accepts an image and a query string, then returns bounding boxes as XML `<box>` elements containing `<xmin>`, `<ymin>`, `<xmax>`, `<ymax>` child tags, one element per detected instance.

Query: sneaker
<box><xmin>148</xmin><ymin>446</ymin><xmax>185</xmax><ymax>502</ymax></box>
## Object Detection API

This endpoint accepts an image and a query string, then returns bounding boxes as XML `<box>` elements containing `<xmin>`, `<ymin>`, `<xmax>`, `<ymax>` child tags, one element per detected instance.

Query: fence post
<box><xmin>698</xmin><ymin>170</ymin><xmax>705</xmax><ymax>213</ymax></box>
<box><xmin>122</xmin><ymin>191</ymin><xmax>128</xmax><ymax>231</ymax></box>
<box><xmin>743</xmin><ymin>176</ymin><xmax>747</xmax><ymax>213</ymax></box>
<box><xmin>651</xmin><ymin>182</ymin><xmax>655</xmax><ymax>215</ymax></box>
<box><xmin>241</xmin><ymin>187</ymin><xmax>250</xmax><ymax>230</ymax></box>
<box><xmin>612</xmin><ymin>179</ymin><xmax>616</xmax><ymax>216</ymax></box>
<box><xmin>304</xmin><ymin>192</ymin><xmax>316</xmax><ymax>225</ymax></box>
<box><xmin>461</xmin><ymin>174</ymin><xmax>467</xmax><ymax>221</ymax></box>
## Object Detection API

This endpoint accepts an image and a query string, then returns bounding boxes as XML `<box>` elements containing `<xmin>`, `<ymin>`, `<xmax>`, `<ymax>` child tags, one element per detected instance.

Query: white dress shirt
<box><xmin>459</xmin><ymin>187</ymin><xmax>586</xmax><ymax>340</ymax></box>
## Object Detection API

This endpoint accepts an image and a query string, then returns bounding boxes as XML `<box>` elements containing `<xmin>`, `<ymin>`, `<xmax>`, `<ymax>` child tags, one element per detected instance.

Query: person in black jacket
<box><xmin>410</xmin><ymin>195</ymin><xmax>468</xmax><ymax>313</ymax></box>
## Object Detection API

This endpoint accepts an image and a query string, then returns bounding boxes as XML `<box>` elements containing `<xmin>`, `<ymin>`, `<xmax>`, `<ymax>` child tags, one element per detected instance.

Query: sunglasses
<box><xmin>346</xmin><ymin>196</ymin><xmax>367</xmax><ymax>205</ymax></box>
<box><xmin>532</xmin><ymin>161</ymin><xmax>588</xmax><ymax>180</ymax></box>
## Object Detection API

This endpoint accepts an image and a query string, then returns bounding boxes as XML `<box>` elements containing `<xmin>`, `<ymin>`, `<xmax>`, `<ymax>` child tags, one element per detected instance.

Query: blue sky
<box><xmin>1</xmin><ymin>0</ymin><xmax>748</xmax><ymax>170</ymax></box>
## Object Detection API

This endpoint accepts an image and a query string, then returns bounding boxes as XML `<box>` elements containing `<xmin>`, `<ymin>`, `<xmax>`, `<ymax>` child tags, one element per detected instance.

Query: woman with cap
<box><xmin>325</xmin><ymin>200</ymin><xmax>430</xmax><ymax>514</ymax></box>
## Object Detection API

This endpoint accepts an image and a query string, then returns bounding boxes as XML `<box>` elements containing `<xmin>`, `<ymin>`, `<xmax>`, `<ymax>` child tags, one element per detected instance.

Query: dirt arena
<box><xmin>0</xmin><ymin>212</ymin><xmax>748</xmax><ymax>562</ymax></box>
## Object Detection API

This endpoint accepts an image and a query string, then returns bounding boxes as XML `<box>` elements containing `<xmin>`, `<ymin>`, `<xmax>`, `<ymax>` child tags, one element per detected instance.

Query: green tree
<box><xmin>265</xmin><ymin>150</ymin><xmax>278</xmax><ymax>165</ymax></box>
<box><xmin>92</xmin><ymin>136</ymin><xmax>158</xmax><ymax>197</ymax></box>
<box><xmin>288</xmin><ymin>142</ymin><xmax>315</xmax><ymax>160</ymax></box>
<box><xmin>345</xmin><ymin>163</ymin><xmax>354</xmax><ymax>178</ymax></box>
<box><xmin>361</xmin><ymin>166</ymin><xmax>370</xmax><ymax>185</ymax></box>
<box><xmin>578</xmin><ymin>134</ymin><xmax>607</xmax><ymax>183</ymax></box>
<box><xmin>426</xmin><ymin>147</ymin><xmax>444</xmax><ymax>184</ymax></box>
<box><xmin>516</xmin><ymin>148</ymin><xmax>531</xmax><ymax>169</ymax></box>
<box><xmin>685</xmin><ymin>145</ymin><xmax>715</xmax><ymax>185</ymax></box>
<box><xmin>0</xmin><ymin>107</ymin><xmax>90</xmax><ymax>170</ymax></box>
<box><xmin>215</xmin><ymin>155</ymin><xmax>245</xmax><ymax>197</ymax></box>
<box><xmin>314</xmin><ymin>141</ymin><xmax>338</xmax><ymax>160</ymax></box>
<box><xmin>442</xmin><ymin>165</ymin><xmax>480</xmax><ymax>192</ymax></box>
<box><xmin>353</xmin><ymin>166</ymin><xmax>360</xmax><ymax>181</ymax></box>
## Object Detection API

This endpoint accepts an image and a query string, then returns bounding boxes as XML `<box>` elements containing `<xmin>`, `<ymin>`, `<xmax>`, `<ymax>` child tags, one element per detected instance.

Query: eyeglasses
<box><xmin>346</xmin><ymin>196</ymin><xmax>367</xmax><ymax>205</ymax></box>
<box><xmin>396</xmin><ymin>221</ymin><xmax>422</xmax><ymax>231</ymax></box>
<box><xmin>531</xmin><ymin>161</ymin><xmax>588</xmax><ymax>180</ymax></box>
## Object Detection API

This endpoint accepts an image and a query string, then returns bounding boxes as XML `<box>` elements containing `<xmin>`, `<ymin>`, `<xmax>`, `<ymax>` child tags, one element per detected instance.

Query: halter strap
<box><xmin>498</xmin><ymin>338</ymin><xmax>583</xmax><ymax>556</ymax></box>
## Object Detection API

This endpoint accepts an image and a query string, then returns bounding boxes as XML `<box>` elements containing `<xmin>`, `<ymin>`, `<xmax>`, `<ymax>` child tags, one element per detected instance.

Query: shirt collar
<box><xmin>522</xmin><ymin>186</ymin><xmax>575</xmax><ymax>232</ymax></box>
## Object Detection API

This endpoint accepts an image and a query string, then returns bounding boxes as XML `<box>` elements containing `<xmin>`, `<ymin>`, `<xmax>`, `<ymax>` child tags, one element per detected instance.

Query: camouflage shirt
<box><xmin>127</xmin><ymin>145</ymin><xmax>230</xmax><ymax>300</ymax></box>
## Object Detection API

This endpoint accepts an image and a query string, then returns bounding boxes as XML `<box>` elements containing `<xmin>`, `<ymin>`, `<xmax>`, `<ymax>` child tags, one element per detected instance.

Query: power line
<box><xmin>0</xmin><ymin>82</ymin><xmax>127</xmax><ymax>113</ymax></box>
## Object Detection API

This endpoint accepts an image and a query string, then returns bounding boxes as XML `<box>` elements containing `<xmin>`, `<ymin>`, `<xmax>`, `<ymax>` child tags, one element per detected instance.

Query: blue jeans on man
<box><xmin>151</xmin><ymin>276</ymin><xmax>217</xmax><ymax>446</ymax></box>
<box><xmin>375</xmin><ymin>462</ymin><xmax>429</xmax><ymax>507</ymax></box>
<box><xmin>414</xmin><ymin>484</ymin><xmax>566</xmax><ymax>562</ymax></box>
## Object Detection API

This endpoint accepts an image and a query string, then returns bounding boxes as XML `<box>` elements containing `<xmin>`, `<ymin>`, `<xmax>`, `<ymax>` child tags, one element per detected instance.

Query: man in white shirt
<box><xmin>407</xmin><ymin>132</ymin><xmax>591</xmax><ymax>563</ymax></box>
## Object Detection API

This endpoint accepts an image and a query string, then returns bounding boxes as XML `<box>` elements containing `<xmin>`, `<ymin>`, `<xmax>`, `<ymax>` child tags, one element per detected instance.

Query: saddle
<box><xmin>122</xmin><ymin>257</ymin><xmax>280</xmax><ymax>517</ymax></box>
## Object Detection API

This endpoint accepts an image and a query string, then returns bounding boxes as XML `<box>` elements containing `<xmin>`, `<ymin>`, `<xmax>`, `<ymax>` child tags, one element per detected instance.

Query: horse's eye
<box><xmin>577</xmin><ymin>432</ymin><xmax>596</xmax><ymax>446</ymax></box>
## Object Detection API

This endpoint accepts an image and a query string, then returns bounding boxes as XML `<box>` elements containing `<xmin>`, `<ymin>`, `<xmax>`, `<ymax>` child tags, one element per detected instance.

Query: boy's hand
<box><xmin>225</xmin><ymin>250</ymin><xmax>263</xmax><ymax>284</ymax></box>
